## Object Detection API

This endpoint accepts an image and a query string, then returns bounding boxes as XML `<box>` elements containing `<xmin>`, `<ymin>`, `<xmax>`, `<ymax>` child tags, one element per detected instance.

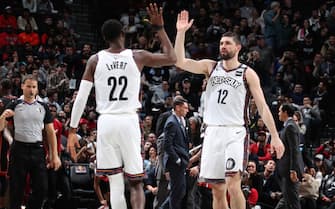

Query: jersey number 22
<box><xmin>107</xmin><ymin>76</ymin><xmax>128</xmax><ymax>101</ymax></box>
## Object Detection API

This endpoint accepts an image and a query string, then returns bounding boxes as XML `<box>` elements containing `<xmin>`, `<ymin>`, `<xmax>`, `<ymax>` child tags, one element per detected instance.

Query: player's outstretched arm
<box><xmin>134</xmin><ymin>3</ymin><xmax>176</xmax><ymax>69</ymax></box>
<box><xmin>175</xmin><ymin>10</ymin><xmax>215</xmax><ymax>76</ymax></box>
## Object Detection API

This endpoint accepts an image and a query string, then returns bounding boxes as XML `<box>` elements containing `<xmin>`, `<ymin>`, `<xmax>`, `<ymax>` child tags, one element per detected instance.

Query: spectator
<box><xmin>22</xmin><ymin>0</ymin><xmax>37</xmax><ymax>14</ymax></box>
<box><xmin>240</xmin><ymin>0</ymin><xmax>256</xmax><ymax>19</ymax></box>
<box><xmin>205</xmin><ymin>12</ymin><xmax>225</xmax><ymax>58</ymax></box>
<box><xmin>76</xmin><ymin>118</ymin><xmax>89</xmax><ymax>138</ymax></box>
<box><xmin>318</xmin><ymin>162</ymin><xmax>335</xmax><ymax>209</ymax></box>
<box><xmin>263</xmin><ymin>1</ymin><xmax>281</xmax><ymax>51</ymax></box>
<box><xmin>62</xmin><ymin>7</ymin><xmax>77</xmax><ymax>32</ymax></box>
<box><xmin>297</xmin><ymin>19</ymin><xmax>311</xmax><ymax>42</ymax></box>
<box><xmin>246</xmin><ymin>161</ymin><xmax>263</xmax><ymax>195</ymax></box>
<box><xmin>18</xmin><ymin>24</ymin><xmax>40</xmax><ymax>47</ymax></box>
<box><xmin>17</xmin><ymin>8</ymin><xmax>38</xmax><ymax>32</ymax></box>
<box><xmin>143</xmin><ymin>115</ymin><xmax>154</xmax><ymax>141</ymax></box>
<box><xmin>314</xmin><ymin>153</ymin><xmax>330</xmax><ymax>181</ymax></box>
<box><xmin>300</xmin><ymin>96</ymin><xmax>321</xmax><ymax>146</ymax></box>
<box><xmin>290</xmin><ymin>83</ymin><xmax>305</xmax><ymax>105</ymax></box>
<box><xmin>0</xmin><ymin>25</ymin><xmax>19</xmax><ymax>49</ymax></box>
<box><xmin>258</xmin><ymin>160</ymin><xmax>281</xmax><ymax>209</ymax></box>
<box><xmin>327</xmin><ymin>6</ymin><xmax>335</xmax><ymax>34</ymax></box>
<box><xmin>47</xmin><ymin>63</ymin><xmax>69</xmax><ymax>99</ymax></box>
<box><xmin>293</xmin><ymin>111</ymin><xmax>307</xmax><ymax>145</ymax></box>
<box><xmin>299</xmin><ymin>173</ymin><xmax>320</xmax><ymax>209</ymax></box>
<box><xmin>297</xmin><ymin>34</ymin><xmax>317</xmax><ymax>65</ymax></box>
<box><xmin>43</xmin><ymin>89</ymin><xmax>61</xmax><ymax>112</ymax></box>
<box><xmin>320</xmin><ymin>35</ymin><xmax>335</xmax><ymax>57</ymax></box>
<box><xmin>250</xmin><ymin>118</ymin><xmax>268</xmax><ymax>142</ymax></box>
<box><xmin>143</xmin><ymin>146</ymin><xmax>158</xmax><ymax>209</ymax></box>
<box><xmin>316</xmin><ymin>48</ymin><xmax>335</xmax><ymax>84</ymax></box>
<box><xmin>311</xmin><ymin>81</ymin><xmax>330</xmax><ymax>123</ymax></box>
<box><xmin>240</xmin><ymin>171</ymin><xmax>259</xmax><ymax>209</ymax></box>
<box><xmin>37</xmin><ymin>0</ymin><xmax>58</xmax><ymax>15</ymax></box>
<box><xmin>308</xmin><ymin>9</ymin><xmax>321</xmax><ymax>32</ymax></box>
<box><xmin>180</xmin><ymin>78</ymin><xmax>199</xmax><ymax>115</ymax></box>
<box><xmin>249</xmin><ymin>130</ymin><xmax>272</xmax><ymax>170</ymax></box>
<box><xmin>0</xmin><ymin>6</ymin><xmax>17</xmax><ymax>30</ymax></box>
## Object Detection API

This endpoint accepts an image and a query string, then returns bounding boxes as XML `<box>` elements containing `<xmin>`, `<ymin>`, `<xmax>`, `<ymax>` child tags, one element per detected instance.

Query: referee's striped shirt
<box><xmin>6</xmin><ymin>99</ymin><xmax>53</xmax><ymax>143</ymax></box>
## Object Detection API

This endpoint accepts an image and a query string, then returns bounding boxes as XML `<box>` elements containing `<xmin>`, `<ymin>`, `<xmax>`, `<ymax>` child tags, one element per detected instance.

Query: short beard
<box><xmin>221</xmin><ymin>51</ymin><xmax>235</xmax><ymax>60</ymax></box>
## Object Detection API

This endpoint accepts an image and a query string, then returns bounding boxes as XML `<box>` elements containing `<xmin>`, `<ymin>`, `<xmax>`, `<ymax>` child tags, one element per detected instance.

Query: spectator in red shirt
<box><xmin>18</xmin><ymin>24</ymin><xmax>40</xmax><ymax>47</ymax></box>
<box><xmin>249</xmin><ymin>131</ymin><xmax>272</xmax><ymax>171</ymax></box>
<box><xmin>0</xmin><ymin>6</ymin><xmax>17</xmax><ymax>30</ymax></box>
<box><xmin>0</xmin><ymin>25</ymin><xmax>19</xmax><ymax>48</ymax></box>
<box><xmin>86</xmin><ymin>110</ymin><xmax>97</xmax><ymax>132</ymax></box>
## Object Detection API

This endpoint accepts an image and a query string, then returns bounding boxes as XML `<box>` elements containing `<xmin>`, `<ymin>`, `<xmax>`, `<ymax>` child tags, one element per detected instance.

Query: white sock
<box><xmin>108</xmin><ymin>173</ymin><xmax>127</xmax><ymax>209</ymax></box>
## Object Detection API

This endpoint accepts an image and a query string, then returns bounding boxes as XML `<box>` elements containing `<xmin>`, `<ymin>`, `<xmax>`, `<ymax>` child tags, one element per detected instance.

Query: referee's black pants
<box><xmin>8</xmin><ymin>141</ymin><xmax>48</xmax><ymax>209</ymax></box>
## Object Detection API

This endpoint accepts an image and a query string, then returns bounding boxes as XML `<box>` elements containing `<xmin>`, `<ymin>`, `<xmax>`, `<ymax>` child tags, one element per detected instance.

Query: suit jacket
<box><xmin>163</xmin><ymin>114</ymin><xmax>189</xmax><ymax>171</ymax></box>
<box><xmin>277</xmin><ymin>118</ymin><xmax>304</xmax><ymax>180</ymax></box>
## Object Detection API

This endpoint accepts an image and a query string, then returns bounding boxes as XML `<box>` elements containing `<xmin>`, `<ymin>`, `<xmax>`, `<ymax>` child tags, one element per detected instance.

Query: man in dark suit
<box><xmin>154</xmin><ymin>110</ymin><xmax>172</xmax><ymax>209</ymax></box>
<box><xmin>161</xmin><ymin>96</ymin><xmax>189</xmax><ymax>209</ymax></box>
<box><xmin>275</xmin><ymin>103</ymin><xmax>304</xmax><ymax>209</ymax></box>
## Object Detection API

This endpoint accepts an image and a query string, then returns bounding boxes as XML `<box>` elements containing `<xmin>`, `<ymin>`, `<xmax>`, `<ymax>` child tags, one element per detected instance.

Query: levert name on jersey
<box><xmin>106</xmin><ymin>61</ymin><xmax>128</xmax><ymax>70</ymax></box>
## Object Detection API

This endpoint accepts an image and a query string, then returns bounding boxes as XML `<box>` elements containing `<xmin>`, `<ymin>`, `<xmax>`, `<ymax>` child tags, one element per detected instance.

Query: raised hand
<box><xmin>146</xmin><ymin>3</ymin><xmax>164</xmax><ymax>27</ymax></box>
<box><xmin>176</xmin><ymin>10</ymin><xmax>194</xmax><ymax>32</ymax></box>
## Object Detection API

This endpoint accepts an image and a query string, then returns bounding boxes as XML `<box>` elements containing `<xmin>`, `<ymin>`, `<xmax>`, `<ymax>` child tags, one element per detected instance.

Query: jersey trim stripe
<box><xmin>242</xmin><ymin>130</ymin><xmax>250</xmax><ymax>171</ymax></box>
<box><xmin>96</xmin><ymin>167</ymin><xmax>123</xmax><ymax>176</ymax></box>
<box><xmin>242</xmin><ymin>65</ymin><xmax>251</xmax><ymax>127</ymax></box>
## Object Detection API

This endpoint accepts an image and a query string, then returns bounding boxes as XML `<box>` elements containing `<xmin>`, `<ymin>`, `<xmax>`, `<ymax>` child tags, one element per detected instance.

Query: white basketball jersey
<box><xmin>203</xmin><ymin>62</ymin><xmax>251</xmax><ymax>126</ymax></box>
<box><xmin>94</xmin><ymin>49</ymin><xmax>141</xmax><ymax>114</ymax></box>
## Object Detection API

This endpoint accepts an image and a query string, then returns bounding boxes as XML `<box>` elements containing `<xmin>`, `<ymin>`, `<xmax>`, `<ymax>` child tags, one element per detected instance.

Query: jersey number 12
<box><xmin>217</xmin><ymin>89</ymin><xmax>228</xmax><ymax>104</ymax></box>
<box><xmin>107</xmin><ymin>76</ymin><xmax>128</xmax><ymax>101</ymax></box>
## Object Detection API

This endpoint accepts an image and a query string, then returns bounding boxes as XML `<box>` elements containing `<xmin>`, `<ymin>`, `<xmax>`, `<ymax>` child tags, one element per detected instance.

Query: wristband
<box><xmin>152</xmin><ymin>24</ymin><xmax>164</xmax><ymax>32</ymax></box>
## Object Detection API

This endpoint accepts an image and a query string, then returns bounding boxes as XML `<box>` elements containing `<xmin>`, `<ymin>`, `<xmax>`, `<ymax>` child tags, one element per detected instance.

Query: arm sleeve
<box><xmin>69</xmin><ymin>80</ymin><xmax>93</xmax><ymax>128</ymax></box>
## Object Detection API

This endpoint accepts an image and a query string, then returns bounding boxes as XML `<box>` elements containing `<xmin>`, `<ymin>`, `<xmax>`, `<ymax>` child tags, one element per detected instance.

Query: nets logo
<box><xmin>226</xmin><ymin>158</ymin><xmax>235</xmax><ymax>170</ymax></box>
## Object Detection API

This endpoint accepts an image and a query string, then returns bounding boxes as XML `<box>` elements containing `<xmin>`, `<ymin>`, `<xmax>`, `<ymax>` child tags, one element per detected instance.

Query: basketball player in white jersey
<box><xmin>174</xmin><ymin>11</ymin><xmax>285</xmax><ymax>209</ymax></box>
<box><xmin>67</xmin><ymin>4</ymin><xmax>176</xmax><ymax>209</ymax></box>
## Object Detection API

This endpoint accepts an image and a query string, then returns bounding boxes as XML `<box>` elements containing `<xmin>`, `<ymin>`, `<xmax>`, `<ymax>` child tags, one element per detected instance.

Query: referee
<box><xmin>0</xmin><ymin>75</ymin><xmax>61</xmax><ymax>209</ymax></box>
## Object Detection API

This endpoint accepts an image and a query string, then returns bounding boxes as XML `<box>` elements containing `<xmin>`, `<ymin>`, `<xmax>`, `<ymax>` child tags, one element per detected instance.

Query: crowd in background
<box><xmin>0</xmin><ymin>0</ymin><xmax>335</xmax><ymax>209</ymax></box>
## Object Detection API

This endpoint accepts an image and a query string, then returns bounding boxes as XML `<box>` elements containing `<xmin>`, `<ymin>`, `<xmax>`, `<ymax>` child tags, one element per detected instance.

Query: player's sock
<box><xmin>108</xmin><ymin>173</ymin><xmax>127</xmax><ymax>209</ymax></box>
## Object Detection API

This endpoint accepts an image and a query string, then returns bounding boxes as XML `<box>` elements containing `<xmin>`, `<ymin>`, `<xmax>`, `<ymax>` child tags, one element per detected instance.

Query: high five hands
<box><xmin>146</xmin><ymin>3</ymin><xmax>164</xmax><ymax>27</ymax></box>
<box><xmin>176</xmin><ymin>10</ymin><xmax>194</xmax><ymax>32</ymax></box>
